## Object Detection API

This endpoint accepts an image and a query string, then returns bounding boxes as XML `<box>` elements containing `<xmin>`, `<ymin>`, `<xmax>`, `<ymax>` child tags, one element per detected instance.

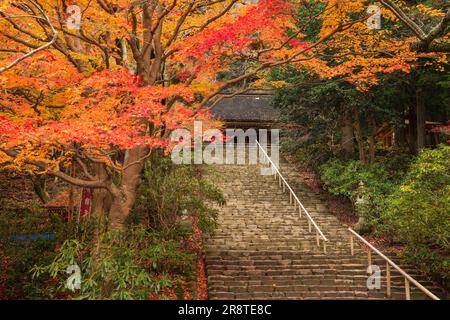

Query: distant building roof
<box><xmin>210</xmin><ymin>92</ymin><xmax>279</xmax><ymax>123</ymax></box>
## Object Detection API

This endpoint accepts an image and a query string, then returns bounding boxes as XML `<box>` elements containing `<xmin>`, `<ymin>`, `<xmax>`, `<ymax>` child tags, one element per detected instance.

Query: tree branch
<box><xmin>0</xmin><ymin>1</ymin><xmax>58</xmax><ymax>73</ymax></box>
<box><xmin>380</xmin><ymin>0</ymin><xmax>450</xmax><ymax>52</ymax></box>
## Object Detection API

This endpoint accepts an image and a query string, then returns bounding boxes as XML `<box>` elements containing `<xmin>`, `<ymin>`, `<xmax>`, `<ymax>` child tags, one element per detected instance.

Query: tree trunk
<box><xmin>368</xmin><ymin>115</ymin><xmax>377</xmax><ymax>163</ymax></box>
<box><xmin>32</xmin><ymin>175</ymin><xmax>50</xmax><ymax>203</ymax></box>
<box><xmin>416</xmin><ymin>88</ymin><xmax>426</xmax><ymax>151</ymax></box>
<box><xmin>341</xmin><ymin>115</ymin><xmax>354</xmax><ymax>154</ymax></box>
<box><xmin>108</xmin><ymin>147</ymin><xmax>148</xmax><ymax>230</ymax></box>
<box><xmin>408</xmin><ymin>103</ymin><xmax>418</xmax><ymax>155</ymax></box>
<box><xmin>91</xmin><ymin>165</ymin><xmax>109</xmax><ymax>267</ymax></box>
<box><xmin>394</xmin><ymin>117</ymin><xmax>407</xmax><ymax>149</ymax></box>
<box><xmin>353</xmin><ymin>110</ymin><xmax>367</xmax><ymax>163</ymax></box>
<box><xmin>104</xmin><ymin>2</ymin><xmax>162</xmax><ymax>231</ymax></box>
<box><xmin>92</xmin><ymin>164</ymin><xmax>111</xmax><ymax>219</ymax></box>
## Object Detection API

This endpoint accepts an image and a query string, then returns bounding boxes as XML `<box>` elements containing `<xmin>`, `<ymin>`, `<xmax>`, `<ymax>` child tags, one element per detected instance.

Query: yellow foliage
<box><xmin>416</xmin><ymin>4</ymin><xmax>446</xmax><ymax>18</ymax></box>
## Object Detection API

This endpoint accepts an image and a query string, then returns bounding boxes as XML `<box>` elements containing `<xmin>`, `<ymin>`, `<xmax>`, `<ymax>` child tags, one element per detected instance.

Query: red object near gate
<box><xmin>79</xmin><ymin>188</ymin><xmax>93</xmax><ymax>218</ymax></box>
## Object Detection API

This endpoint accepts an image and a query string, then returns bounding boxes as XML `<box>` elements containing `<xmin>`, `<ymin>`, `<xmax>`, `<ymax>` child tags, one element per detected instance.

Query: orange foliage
<box><xmin>0</xmin><ymin>0</ymin><xmax>445</xmax><ymax>177</ymax></box>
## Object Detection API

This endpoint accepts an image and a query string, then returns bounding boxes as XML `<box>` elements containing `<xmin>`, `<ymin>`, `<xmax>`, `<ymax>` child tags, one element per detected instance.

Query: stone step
<box><xmin>204</xmin><ymin>158</ymin><xmax>445</xmax><ymax>300</ymax></box>
<box><xmin>209</xmin><ymin>291</ymin><xmax>414</xmax><ymax>300</ymax></box>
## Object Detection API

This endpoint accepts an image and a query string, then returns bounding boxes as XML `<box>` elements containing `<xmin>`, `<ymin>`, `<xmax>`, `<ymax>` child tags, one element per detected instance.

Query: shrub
<box><xmin>131</xmin><ymin>154</ymin><xmax>224</xmax><ymax>236</ymax></box>
<box><xmin>2</xmin><ymin>154</ymin><xmax>223</xmax><ymax>299</ymax></box>
<box><xmin>380</xmin><ymin>145</ymin><xmax>450</xmax><ymax>285</ymax></box>
<box><xmin>319</xmin><ymin>158</ymin><xmax>403</xmax><ymax>232</ymax></box>
<box><xmin>29</xmin><ymin>154</ymin><xmax>224</xmax><ymax>300</ymax></box>
<box><xmin>31</xmin><ymin>227</ymin><xmax>191</xmax><ymax>299</ymax></box>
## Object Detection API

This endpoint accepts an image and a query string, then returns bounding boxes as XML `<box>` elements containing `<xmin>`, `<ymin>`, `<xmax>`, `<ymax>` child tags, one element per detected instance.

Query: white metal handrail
<box><xmin>255</xmin><ymin>141</ymin><xmax>328</xmax><ymax>253</ymax></box>
<box><xmin>348</xmin><ymin>227</ymin><xmax>440</xmax><ymax>300</ymax></box>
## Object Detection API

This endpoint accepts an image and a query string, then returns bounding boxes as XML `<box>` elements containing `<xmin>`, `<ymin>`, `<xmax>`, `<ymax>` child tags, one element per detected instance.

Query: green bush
<box><xmin>29</xmin><ymin>155</ymin><xmax>224</xmax><ymax>300</ymax></box>
<box><xmin>31</xmin><ymin>227</ymin><xmax>191</xmax><ymax>299</ymax></box>
<box><xmin>380</xmin><ymin>145</ymin><xmax>450</xmax><ymax>285</ymax></box>
<box><xmin>317</xmin><ymin>147</ymin><xmax>449</xmax><ymax>287</ymax></box>
<box><xmin>319</xmin><ymin>158</ymin><xmax>404</xmax><ymax>232</ymax></box>
<box><xmin>2</xmin><ymin>154</ymin><xmax>223</xmax><ymax>299</ymax></box>
<box><xmin>131</xmin><ymin>154</ymin><xmax>224</xmax><ymax>236</ymax></box>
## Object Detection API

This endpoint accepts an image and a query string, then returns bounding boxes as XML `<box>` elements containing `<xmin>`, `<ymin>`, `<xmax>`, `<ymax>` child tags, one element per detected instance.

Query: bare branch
<box><xmin>0</xmin><ymin>2</ymin><xmax>58</xmax><ymax>73</ymax></box>
<box><xmin>380</xmin><ymin>0</ymin><xmax>450</xmax><ymax>52</ymax></box>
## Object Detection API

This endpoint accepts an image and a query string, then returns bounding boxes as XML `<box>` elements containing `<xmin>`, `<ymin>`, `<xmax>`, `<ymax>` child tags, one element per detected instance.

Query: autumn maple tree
<box><xmin>0</xmin><ymin>0</ymin><xmax>447</xmax><ymax>230</ymax></box>
<box><xmin>0</xmin><ymin>0</ymin><xmax>341</xmax><ymax>230</ymax></box>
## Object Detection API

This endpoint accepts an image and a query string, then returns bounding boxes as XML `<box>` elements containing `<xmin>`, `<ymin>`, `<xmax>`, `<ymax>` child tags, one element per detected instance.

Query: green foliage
<box><xmin>320</xmin><ymin>159</ymin><xmax>400</xmax><ymax>199</ymax></box>
<box><xmin>319</xmin><ymin>146</ymin><xmax>450</xmax><ymax>285</ymax></box>
<box><xmin>31</xmin><ymin>227</ymin><xmax>193</xmax><ymax>300</ymax></box>
<box><xmin>2</xmin><ymin>155</ymin><xmax>221</xmax><ymax>299</ymax></box>
<box><xmin>380</xmin><ymin>145</ymin><xmax>450</xmax><ymax>284</ymax></box>
<box><xmin>27</xmin><ymin>155</ymin><xmax>222</xmax><ymax>300</ymax></box>
<box><xmin>0</xmin><ymin>209</ymin><xmax>58</xmax><ymax>299</ymax></box>
<box><xmin>0</xmin><ymin>207</ymin><xmax>105</xmax><ymax>299</ymax></box>
<box><xmin>292</xmin><ymin>1</ymin><xmax>326</xmax><ymax>42</ymax></box>
<box><xmin>377</xmin><ymin>151</ymin><xmax>414</xmax><ymax>182</ymax></box>
<box><xmin>131</xmin><ymin>154</ymin><xmax>224</xmax><ymax>236</ymax></box>
<box><xmin>271</xmin><ymin>70</ymin><xmax>361</xmax><ymax>166</ymax></box>
<box><xmin>319</xmin><ymin>156</ymin><xmax>410</xmax><ymax>231</ymax></box>
<box><xmin>271</xmin><ymin>62</ymin><xmax>449</xmax><ymax>167</ymax></box>
<box><xmin>379</xmin><ymin>65</ymin><xmax>450</xmax><ymax>127</ymax></box>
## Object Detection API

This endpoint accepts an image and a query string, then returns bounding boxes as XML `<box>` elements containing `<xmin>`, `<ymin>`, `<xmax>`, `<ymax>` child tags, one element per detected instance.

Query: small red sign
<box><xmin>79</xmin><ymin>188</ymin><xmax>93</xmax><ymax>218</ymax></box>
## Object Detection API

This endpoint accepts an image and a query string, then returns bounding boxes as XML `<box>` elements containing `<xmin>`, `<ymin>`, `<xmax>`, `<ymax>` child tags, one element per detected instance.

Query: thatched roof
<box><xmin>210</xmin><ymin>92</ymin><xmax>279</xmax><ymax>123</ymax></box>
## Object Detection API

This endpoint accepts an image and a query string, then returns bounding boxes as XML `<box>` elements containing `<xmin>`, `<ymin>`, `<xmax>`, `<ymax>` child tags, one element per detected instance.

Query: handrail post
<box><xmin>308</xmin><ymin>220</ymin><xmax>312</xmax><ymax>233</ymax></box>
<box><xmin>368</xmin><ymin>250</ymin><xmax>372</xmax><ymax>266</ymax></box>
<box><xmin>299</xmin><ymin>206</ymin><xmax>302</xmax><ymax>217</ymax></box>
<box><xmin>405</xmin><ymin>278</ymin><xmax>411</xmax><ymax>300</ymax></box>
<box><xmin>289</xmin><ymin>193</ymin><xmax>292</xmax><ymax>204</ymax></box>
<box><xmin>323</xmin><ymin>241</ymin><xmax>327</xmax><ymax>254</ymax></box>
<box><xmin>350</xmin><ymin>236</ymin><xmax>354</xmax><ymax>256</ymax></box>
<box><xmin>316</xmin><ymin>231</ymin><xmax>320</xmax><ymax>246</ymax></box>
<box><xmin>348</xmin><ymin>227</ymin><xmax>439</xmax><ymax>300</ymax></box>
<box><xmin>386</xmin><ymin>262</ymin><xmax>391</xmax><ymax>298</ymax></box>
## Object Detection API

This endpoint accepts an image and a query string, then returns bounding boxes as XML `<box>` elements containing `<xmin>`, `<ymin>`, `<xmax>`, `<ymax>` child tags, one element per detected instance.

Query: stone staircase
<box><xmin>204</xmin><ymin>146</ymin><xmax>446</xmax><ymax>300</ymax></box>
